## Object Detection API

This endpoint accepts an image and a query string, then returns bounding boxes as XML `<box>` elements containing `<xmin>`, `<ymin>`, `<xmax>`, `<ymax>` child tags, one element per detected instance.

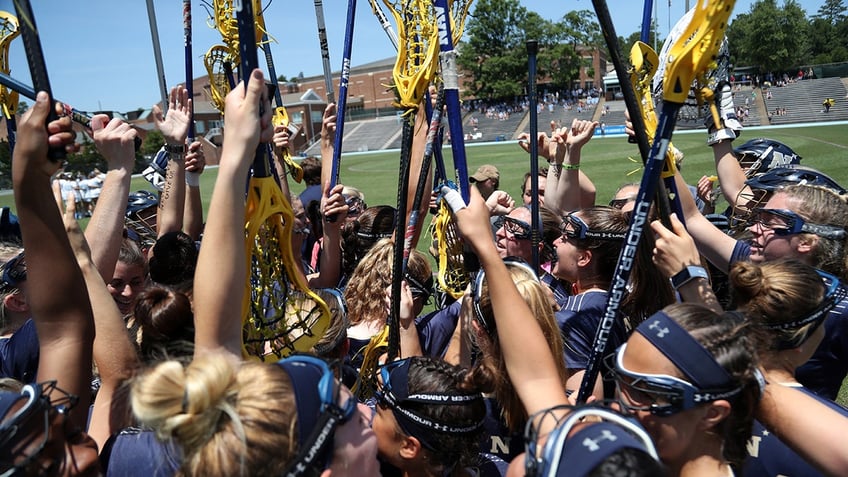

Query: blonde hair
<box><xmin>131</xmin><ymin>354</ymin><xmax>298</xmax><ymax>476</ymax></box>
<box><xmin>781</xmin><ymin>184</ymin><xmax>848</xmax><ymax>280</ymax></box>
<box><xmin>344</xmin><ymin>238</ymin><xmax>432</xmax><ymax>326</ymax></box>
<box><xmin>470</xmin><ymin>264</ymin><xmax>568</xmax><ymax>431</ymax></box>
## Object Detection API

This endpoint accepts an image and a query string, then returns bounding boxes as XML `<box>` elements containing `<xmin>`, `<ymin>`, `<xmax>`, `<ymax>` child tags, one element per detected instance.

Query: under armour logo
<box><xmin>582</xmin><ymin>429</ymin><xmax>618</xmax><ymax>452</ymax></box>
<box><xmin>649</xmin><ymin>320</ymin><xmax>670</xmax><ymax>338</ymax></box>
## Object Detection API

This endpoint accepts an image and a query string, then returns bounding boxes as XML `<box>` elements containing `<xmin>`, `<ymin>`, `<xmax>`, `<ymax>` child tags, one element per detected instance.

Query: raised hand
<box><xmin>221</xmin><ymin>68</ymin><xmax>273</xmax><ymax>171</ymax></box>
<box><xmin>185</xmin><ymin>140</ymin><xmax>206</xmax><ymax>174</ymax></box>
<box><xmin>13</xmin><ymin>92</ymin><xmax>76</xmax><ymax>180</ymax></box>
<box><xmin>91</xmin><ymin>114</ymin><xmax>137</xmax><ymax>171</ymax></box>
<box><xmin>152</xmin><ymin>85</ymin><xmax>192</xmax><ymax>146</ymax></box>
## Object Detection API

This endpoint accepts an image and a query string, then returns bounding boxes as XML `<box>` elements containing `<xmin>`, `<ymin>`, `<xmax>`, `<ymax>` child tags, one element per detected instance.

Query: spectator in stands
<box><xmin>823</xmin><ymin>98</ymin><xmax>835</xmax><ymax>113</ymax></box>
<box><xmin>469</xmin><ymin>165</ymin><xmax>500</xmax><ymax>200</ymax></box>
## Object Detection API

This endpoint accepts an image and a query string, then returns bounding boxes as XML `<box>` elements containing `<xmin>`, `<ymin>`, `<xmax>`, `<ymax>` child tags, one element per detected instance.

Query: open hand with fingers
<box><xmin>153</xmin><ymin>86</ymin><xmax>192</xmax><ymax>146</ymax></box>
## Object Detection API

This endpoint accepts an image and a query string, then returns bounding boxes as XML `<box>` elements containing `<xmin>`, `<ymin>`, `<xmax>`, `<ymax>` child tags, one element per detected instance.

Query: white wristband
<box><xmin>185</xmin><ymin>171</ymin><xmax>200</xmax><ymax>187</ymax></box>
<box><xmin>706</xmin><ymin>128</ymin><xmax>736</xmax><ymax>146</ymax></box>
<box><xmin>440</xmin><ymin>186</ymin><xmax>466</xmax><ymax>213</ymax></box>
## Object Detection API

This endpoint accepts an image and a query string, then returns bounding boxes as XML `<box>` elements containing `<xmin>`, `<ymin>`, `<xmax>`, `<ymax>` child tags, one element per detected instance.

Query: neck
<box><xmin>670</xmin><ymin>435</ymin><xmax>731</xmax><ymax>477</ymax></box>
<box><xmin>759</xmin><ymin>351</ymin><xmax>802</xmax><ymax>384</ymax></box>
<box><xmin>575</xmin><ymin>280</ymin><xmax>608</xmax><ymax>294</ymax></box>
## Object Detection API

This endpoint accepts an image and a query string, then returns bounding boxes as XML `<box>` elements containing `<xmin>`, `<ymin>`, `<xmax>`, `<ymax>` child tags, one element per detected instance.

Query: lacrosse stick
<box><xmin>235</xmin><ymin>0</ymin><xmax>330</xmax><ymax>360</ymax></box>
<box><xmin>13</xmin><ymin>0</ymin><xmax>63</xmax><ymax>161</ymax></box>
<box><xmin>329</xmin><ymin>0</ymin><xmax>357</xmax><ymax>190</ymax></box>
<box><xmin>630</xmin><ymin>41</ymin><xmax>684</xmax><ymax>221</ymax></box>
<box><xmin>203</xmin><ymin>44</ymin><xmax>233</xmax><ymax>113</ymax></box>
<box><xmin>425</xmin><ymin>0</ymin><xmax>475</xmax><ymax>300</ymax></box>
<box><xmin>184</xmin><ymin>0</ymin><xmax>195</xmax><ymax>142</ymax></box>
<box><xmin>145</xmin><ymin>0</ymin><xmax>168</xmax><ymax>115</ymax></box>
<box><xmin>313</xmin><ymin>0</ymin><xmax>336</xmax><ymax>104</ymax></box>
<box><xmin>0</xmin><ymin>12</ymin><xmax>19</xmax><ymax>154</ymax></box>
<box><xmin>527</xmin><ymin>39</ymin><xmax>540</xmax><ymax>272</ymax></box>
<box><xmin>576</xmin><ymin>0</ymin><xmax>735</xmax><ymax>404</ymax></box>
<box><xmin>367</xmin><ymin>0</ymin><xmax>399</xmax><ymax>49</ymax></box>
<box><xmin>383</xmin><ymin>0</ymin><xmax>440</xmax><ymax>361</ymax></box>
<box><xmin>640</xmin><ymin>0</ymin><xmax>654</xmax><ymax>44</ymax></box>
<box><xmin>255</xmin><ymin>3</ymin><xmax>303</xmax><ymax>183</ymax></box>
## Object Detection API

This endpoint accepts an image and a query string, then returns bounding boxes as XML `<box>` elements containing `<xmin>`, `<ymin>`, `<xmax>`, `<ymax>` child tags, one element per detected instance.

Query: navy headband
<box><xmin>635</xmin><ymin>311</ymin><xmax>735</xmax><ymax>391</ymax></box>
<box><xmin>379</xmin><ymin>359</ymin><xmax>484</xmax><ymax>452</ymax></box>
<box><xmin>558</xmin><ymin>422</ymin><xmax>654</xmax><ymax>476</ymax></box>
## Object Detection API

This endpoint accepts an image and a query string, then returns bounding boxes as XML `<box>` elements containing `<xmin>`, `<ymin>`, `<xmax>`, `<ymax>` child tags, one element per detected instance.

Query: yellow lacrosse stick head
<box><xmin>432</xmin><ymin>199</ymin><xmax>469</xmax><ymax>299</ymax></box>
<box><xmin>0</xmin><ymin>11</ymin><xmax>19</xmax><ymax>120</ymax></box>
<box><xmin>662</xmin><ymin>0</ymin><xmax>735</xmax><ymax>105</ymax></box>
<box><xmin>272</xmin><ymin>106</ymin><xmax>303</xmax><ymax>183</ymax></box>
<box><xmin>203</xmin><ymin>44</ymin><xmax>235</xmax><ymax>113</ymax></box>
<box><xmin>383</xmin><ymin>0</ymin><xmax>440</xmax><ymax>110</ymax></box>
<box><xmin>242</xmin><ymin>176</ymin><xmax>331</xmax><ymax>359</ymax></box>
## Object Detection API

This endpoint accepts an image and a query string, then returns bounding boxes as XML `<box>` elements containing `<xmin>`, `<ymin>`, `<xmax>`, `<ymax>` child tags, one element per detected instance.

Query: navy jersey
<box><xmin>0</xmin><ymin>319</ymin><xmax>39</xmax><ymax>383</ymax></box>
<box><xmin>415</xmin><ymin>300</ymin><xmax>462</xmax><ymax>359</ymax></box>
<box><xmin>744</xmin><ymin>386</ymin><xmax>847</xmax><ymax>476</ymax></box>
<box><xmin>731</xmin><ymin>240</ymin><xmax>848</xmax><ymax>400</ymax></box>
<box><xmin>101</xmin><ymin>427</ymin><xmax>181</xmax><ymax>477</ymax></box>
<box><xmin>555</xmin><ymin>290</ymin><xmax>627</xmax><ymax>370</ymax></box>
<box><xmin>479</xmin><ymin>398</ymin><xmax>525</xmax><ymax>463</ymax></box>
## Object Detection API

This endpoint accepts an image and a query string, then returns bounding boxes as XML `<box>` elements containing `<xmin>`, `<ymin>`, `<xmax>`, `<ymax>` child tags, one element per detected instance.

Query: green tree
<box><xmin>456</xmin><ymin>0</ymin><xmax>532</xmax><ymax>100</ymax></box>
<box><xmin>727</xmin><ymin>0</ymin><xmax>810</xmax><ymax>73</ymax></box>
<box><xmin>809</xmin><ymin>0</ymin><xmax>848</xmax><ymax>62</ymax></box>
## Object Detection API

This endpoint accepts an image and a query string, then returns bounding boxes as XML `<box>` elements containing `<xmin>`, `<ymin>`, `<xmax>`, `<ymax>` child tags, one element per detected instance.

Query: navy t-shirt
<box><xmin>415</xmin><ymin>300</ymin><xmax>462</xmax><ymax>359</ymax></box>
<box><xmin>731</xmin><ymin>240</ymin><xmax>848</xmax><ymax>400</ymax></box>
<box><xmin>0</xmin><ymin>319</ymin><xmax>39</xmax><ymax>383</ymax></box>
<box><xmin>744</xmin><ymin>385</ymin><xmax>847</xmax><ymax>477</ymax></box>
<box><xmin>479</xmin><ymin>398</ymin><xmax>525</xmax><ymax>463</ymax></box>
<box><xmin>555</xmin><ymin>290</ymin><xmax>627</xmax><ymax>370</ymax></box>
<box><xmin>101</xmin><ymin>427</ymin><xmax>181</xmax><ymax>477</ymax></box>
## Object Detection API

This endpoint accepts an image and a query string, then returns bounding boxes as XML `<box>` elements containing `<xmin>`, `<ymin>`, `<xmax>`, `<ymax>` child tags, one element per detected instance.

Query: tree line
<box><xmin>456</xmin><ymin>0</ymin><xmax>848</xmax><ymax>102</ymax></box>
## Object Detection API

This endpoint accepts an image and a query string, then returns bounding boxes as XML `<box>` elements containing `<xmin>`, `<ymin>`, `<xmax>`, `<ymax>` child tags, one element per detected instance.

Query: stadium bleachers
<box><xmin>764</xmin><ymin>77</ymin><xmax>848</xmax><ymax>125</ymax></box>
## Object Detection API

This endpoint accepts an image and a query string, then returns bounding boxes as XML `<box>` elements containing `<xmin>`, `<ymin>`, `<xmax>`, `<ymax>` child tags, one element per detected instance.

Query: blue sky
<box><xmin>2</xmin><ymin>0</ymin><xmax>826</xmax><ymax>113</ymax></box>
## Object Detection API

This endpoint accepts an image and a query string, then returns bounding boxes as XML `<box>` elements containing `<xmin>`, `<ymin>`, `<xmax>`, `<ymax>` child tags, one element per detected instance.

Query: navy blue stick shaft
<box><xmin>235</xmin><ymin>0</ymin><xmax>270</xmax><ymax>177</ymax></box>
<box><xmin>434</xmin><ymin>0</ymin><xmax>469</xmax><ymax>203</ymax></box>
<box><xmin>640</xmin><ymin>0</ymin><xmax>654</xmax><ymax>44</ymax></box>
<box><xmin>527</xmin><ymin>40</ymin><xmax>540</xmax><ymax>273</ymax></box>
<box><xmin>330</xmin><ymin>0</ymin><xmax>356</xmax><ymax>189</ymax></box>
<box><xmin>184</xmin><ymin>0</ymin><xmax>195</xmax><ymax>141</ymax></box>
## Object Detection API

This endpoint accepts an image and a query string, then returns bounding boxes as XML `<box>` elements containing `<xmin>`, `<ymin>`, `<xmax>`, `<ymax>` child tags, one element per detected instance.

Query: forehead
<box><xmin>614</xmin><ymin>185</ymin><xmax>639</xmax><ymax>199</ymax></box>
<box><xmin>763</xmin><ymin>191</ymin><xmax>796</xmax><ymax>210</ymax></box>
<box><xmin>621</xmin><ymin>333</ymin><xmax>680</xmax><ymax>378</ymax></box>
<box><xmin>509</xmin><ymin>208</ymin><xmax>531</xmax><ymax>221</ymax></box>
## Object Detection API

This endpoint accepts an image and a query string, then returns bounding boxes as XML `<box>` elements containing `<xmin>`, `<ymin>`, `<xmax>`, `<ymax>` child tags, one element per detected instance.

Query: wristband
<box><xmin>670</xmin><ymin>265</ymin><xmax>709</xmax><ymax>290</ymax></box>
<box><xmin>706</xmin><ymin>128</ymin><xmax>736</xmax><ymax>146</ymax></box>
<box><xmin>185</xmin><ymin>171</ymin><xmax>200</xmax><ymax>187</ymax></box>
<box><xmin>164</xmin><ymin>143</ymin><xmax>187</xmax><ymax>155</ymax></box>
<box><xmin>564</xmin><ymin>163</ymin><xmax>580</xmax><ymax>170</ymax></box>
<box><xmin>440</xmin><ymin>186</ymin><xmax>466</xmax><ymax>213</ymax></box>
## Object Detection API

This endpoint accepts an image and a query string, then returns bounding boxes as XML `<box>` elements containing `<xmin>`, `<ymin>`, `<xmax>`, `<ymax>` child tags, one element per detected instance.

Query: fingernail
<box><xmin>36</xmin><ymin>91</ymin><xmax>48</xmax><ymax>102</ymax></box>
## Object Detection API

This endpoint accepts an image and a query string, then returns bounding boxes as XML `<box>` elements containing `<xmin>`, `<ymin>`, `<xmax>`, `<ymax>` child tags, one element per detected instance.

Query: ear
<box><xmin>577</xmin><ymin>248</ymin><xmax>593</xmax><ymax>268</ymax></box>
<box><xmin>794</xmin><ymin>234</ymin><xmax>818</xmax><ymax>255</ymax></box>
<box><xmin>4</xmin><ymin>291</ymin><xmax>28</xmax><ymax>313</ymax></box>
<box><xmin>399</xmin><ymin>434</ymin><xmax>423</xmax><ymax>461</ymax></box>
<box><xmin>699</xmin><ymin>400</ymin><xmax>732</xmax><ymax>432</ymax></box>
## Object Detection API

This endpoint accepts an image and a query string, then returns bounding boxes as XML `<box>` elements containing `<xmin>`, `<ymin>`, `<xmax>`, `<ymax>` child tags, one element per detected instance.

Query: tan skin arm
<box><xmin>182</xmin><ymin>140</ymin><xmax>206</xmax><ymax>241</ymax></box>
<box><xmin>454</xmin><ymin>187</ymin><xmax>569</xmax><ymax>423</ymax></box>
<box><xmin>83</xmin><ymin>115</ymin><xmax>137</xmax><ymax>281</ymax></box>
<box><xmin>153</xmin><ymin>86</ymin><xmax>192</xmax><ymax>238</ymax></box>
<box><xmin>193</xmin><ymin>70</ymin><xmax>273</xmax><ymax>360</ymax></box>
<box><xmin>13</xmin><ymin>93</ymin><xmax>92</xmax><ymax>431</ymax></box>
<box><xmin>58</xmin><ymin>192</ymin><xmax>139</xmax><ymax>450</ymax></box>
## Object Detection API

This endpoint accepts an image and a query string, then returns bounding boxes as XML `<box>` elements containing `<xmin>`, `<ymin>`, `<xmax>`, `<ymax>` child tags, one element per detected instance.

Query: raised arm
<box><xmin>83</xmin><ymin>115</ymin><xmax>138</xmax><ymax>281</ymax></box>
<box><xmin>13</xmin><ymin>92</ymin><xmax>92</xmax><ymax>431</ymax></box>
<box><xmin>182</xmin><ymin>139</ymin><xmax>206</xmax><ymax>241</ymax></box>
<box><xmin>453</xmin><ymin>187</ymin><xmax>568</xmax><ymax>416</ymax></box>
<box><xmin>306</xmin><ymin>182</ymin><xmax>346</xmax><ymax>288</ymax></box>
<box><xmin>60</xmin><ymin>194</ymin><xmax>138</xmax><ymax>449</ymax></box>
<box><xmin>193</xmin><ymin>70</ymin><xmax>272</xmax><ymax>359</ymax></box>
<box><xmin>152</xmin><ymin>86</ymin><xmax>192</xmax><ymax>237</ymax></box>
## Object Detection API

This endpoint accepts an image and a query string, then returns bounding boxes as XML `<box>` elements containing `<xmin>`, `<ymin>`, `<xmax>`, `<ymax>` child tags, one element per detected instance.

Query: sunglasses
<box><xmin>0</xmin><ymin>252</ymin><xmax>26</xmax><ymax>292</ymax></box>
<box><xmin>749</xmin><ymin>208</ymin><xmax>847</xmax><ymax>240</ymax></box>
<box><xmin>494</xmin><ymin>215</ymin><xmax>532</xmax><ymax>240</ymax></box>
<box><xmin>0</xmin><ymin>381</ymin><xmax>79</xmax><ymax>474</ymax></box>
<box><xmin>404</xmin><ymin>272</ymin><xmax>434</xmax><ymax>305</ymax></box>
<box><xmin>470</xmin><ymin>258</ymin><xmax>540</xmax><ymax>335</ymax></box>
<box><xmin>608</xmin><ymin>196</ymin><xmax>636</xmax><ymax>210</ymax></box>
<box><xmin>608</xmin><ymin>344</ymin><xmax>741</xmax><ymax>417</ymax></box>
<box><xmin>344</xmin><ymin>196</ymin><xmax>367</xmax><ymax>217</ymax></box>
<box><xmin>559</xmin><ymin>214</ymin><xmax>626</xmax><ymax>241</ymax></box>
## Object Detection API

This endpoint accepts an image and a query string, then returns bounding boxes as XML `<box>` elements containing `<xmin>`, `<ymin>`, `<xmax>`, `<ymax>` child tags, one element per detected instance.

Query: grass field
<box><xmin>3</xmin><ymin>122</ymin><xmax>848</xmax><ymax>403</ymax></box>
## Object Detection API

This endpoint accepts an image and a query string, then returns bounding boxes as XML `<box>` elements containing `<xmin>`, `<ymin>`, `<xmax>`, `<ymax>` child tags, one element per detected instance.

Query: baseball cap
<box><xmin>470</xmin><ymin>165</ymin><xmax>499</xmax><ymax>183</ymax></box>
